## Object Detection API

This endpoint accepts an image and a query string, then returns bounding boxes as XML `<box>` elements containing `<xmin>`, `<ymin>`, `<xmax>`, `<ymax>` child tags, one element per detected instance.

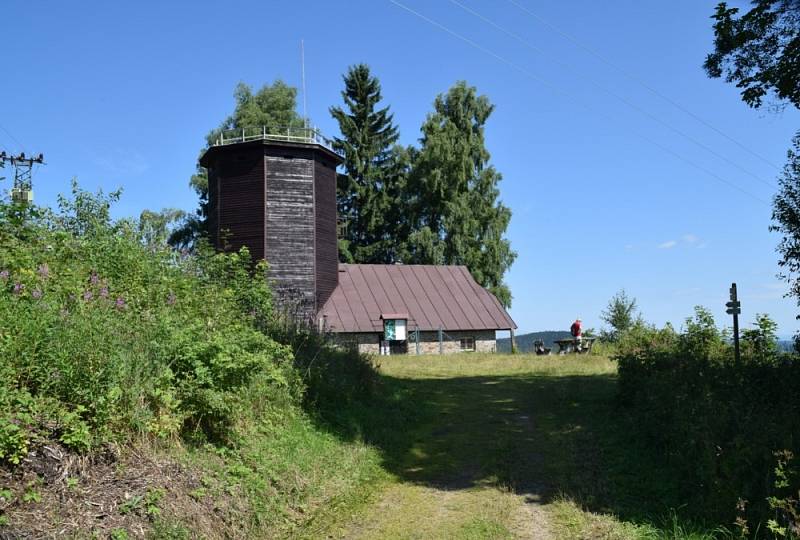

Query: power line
<box><xmin>449</xmin><ymin>0</ymin><xmax>777</xmax><ymax>190</ymax></box>
<box><xmin>0</xmin><ymin>122</ymin><xmax>25</xmax><ymax>152</ymax></box>
<box><xmin>506</xmin><ymin>0</ymin><xmax>783</xmax><ymax>172</ymax></box>
<box><xmin>387</xmin><ymin>0</ymin><xmax>770</xmax><ymax>206</ymax></box>
<box><xmin>0</xmin><ymin>133</ymin><xmax>11</xmax><ymax>155</ymax></box>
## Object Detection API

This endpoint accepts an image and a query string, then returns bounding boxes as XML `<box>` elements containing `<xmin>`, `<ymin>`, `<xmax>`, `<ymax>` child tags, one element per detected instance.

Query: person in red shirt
<box><xmin>570</xmin><ymin>318</ymin><xmax>582</xmax><ymax>353</ymax></box>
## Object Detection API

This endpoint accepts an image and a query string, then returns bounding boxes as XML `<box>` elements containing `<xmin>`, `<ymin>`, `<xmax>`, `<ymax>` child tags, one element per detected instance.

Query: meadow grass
<box><xmin>321</xmin><ymin>352</ymin><xmax>726</xmax><ymax>539</ymax></box>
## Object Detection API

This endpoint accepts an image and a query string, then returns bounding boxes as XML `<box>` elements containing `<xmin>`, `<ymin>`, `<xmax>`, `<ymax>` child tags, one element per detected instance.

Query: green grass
<box><xmin>178</xmin><ymin>410</ymin><xmax>389</xmax><ymax>538</ymax></box>
<box><xmin>316</xmin><ymin>353</ymin><xmax>726</xmax><ymax>539</ymax></box>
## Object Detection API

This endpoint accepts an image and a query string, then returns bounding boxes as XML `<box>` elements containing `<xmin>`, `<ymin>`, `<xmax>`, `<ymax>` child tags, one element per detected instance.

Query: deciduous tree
<box><xmin>171</xmin><ymin>81</ymin><xmax>304</xmax><ymax>249</ymax></box>
<box><xmin>771</xmin><ymin>134</ymin><xmax>800</xmax><ymax>304</ymax></box>
<box><xmin>600</xmin><ymin>289</ymin><xmax>638</xmax><ymax>341</ymax></box>
<box><xmin>704</xmin><ymin>0</ymin><xmax>799</xmax><ymax>111</ymax></box>
<box><xmin>406</xmin><ymin>81</ymin><xmax>516</xmax><ymax>307</ymax></box>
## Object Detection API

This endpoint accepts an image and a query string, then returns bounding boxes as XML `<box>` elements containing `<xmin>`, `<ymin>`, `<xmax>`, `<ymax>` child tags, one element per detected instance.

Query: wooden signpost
<box><xmin>726</xmin><ymin>283</ymin><xmax>741</xmax><ymax>364</ymax></box>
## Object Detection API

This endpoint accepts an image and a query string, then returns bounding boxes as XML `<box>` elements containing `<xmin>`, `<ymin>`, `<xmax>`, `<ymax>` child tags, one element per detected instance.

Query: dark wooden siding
<box><xmin>210</xmin><ymin>148</ymin><xmax>265</xmax><ymax>261</ymax></box>
<box><xmin>207</xmin><ymin>167</ymin><xmax>219</xmax><ymax>248</ymax></box>
<box><xmin>314</xmin><ymin>153</ymin><xmax>338</xmax><ymax>310</ymax></box>
<box><xmin>202</xmin><ymin>140</ymin><xmax>342</xmax><ymax>323</ymax></box>
<box><xmin>264</xmin><ymin>151</ymin><xmax>316</xmax><ymax>317</ymax></box>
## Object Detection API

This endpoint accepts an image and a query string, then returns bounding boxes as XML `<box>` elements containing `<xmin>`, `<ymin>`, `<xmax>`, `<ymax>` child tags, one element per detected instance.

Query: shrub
<box><xmin>616</xmin><ymin>307</ymin><xmax>800</xmax><ymax>531</ymax></box>
<box><xmin>0</xmin><ymin>183</ymin><xmax>300</xmax><ymax>454</ymax></box>
<box><xmin>268</xmin><ymin>320</ymin><xmax>379</xmax><ymax>416</ymax></box>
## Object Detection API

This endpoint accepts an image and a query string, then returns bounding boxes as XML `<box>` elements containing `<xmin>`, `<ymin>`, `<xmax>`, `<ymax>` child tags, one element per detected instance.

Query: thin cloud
<box><xmin>95</xmin><ymin>147</ymin><xmax>149</xmax><ymax>177</ymax></box>
<box><xmin>672</xmin><ymin>286</ymin><xmax>702</xmax><ymax>297</ymax></box>
<box><xmin>658</xmin><ymin>240</ymin><xmax>677</xmax><ymax>249</ymax></box>
<box><xmin>683</xmin><ymin>234</ymin><xmax>699</xmax><ymax>244</ymax></box>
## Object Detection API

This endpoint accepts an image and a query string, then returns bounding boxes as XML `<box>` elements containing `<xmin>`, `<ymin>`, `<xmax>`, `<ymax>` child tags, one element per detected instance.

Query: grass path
<box><xmin>313</xmin><ymin>354</ymin><xmax>718</xmax><ymax>539</ymax></box>
<box><xmin>317</xmin><ymin>355</ymin><xmax>613</xmax><ymax>539</ymax></box>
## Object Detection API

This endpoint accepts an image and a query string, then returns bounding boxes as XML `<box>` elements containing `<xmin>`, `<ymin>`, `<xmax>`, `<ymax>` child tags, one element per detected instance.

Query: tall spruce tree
<box><xmin>330</xmin><ymin>64</ymin><xmax>404</xmax><ymax>263</ymax></box>
<box><xmin>406</xmin><ymin>81</ymin><xmax>516</xmax><ymax>307</ymax></box>
<box><xmin>171</xmin><ymin>81</ymin><xmax>304</xmax><ymax>249</ymax></box>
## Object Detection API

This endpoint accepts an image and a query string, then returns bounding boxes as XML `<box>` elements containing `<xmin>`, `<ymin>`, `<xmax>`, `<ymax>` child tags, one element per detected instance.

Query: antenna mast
<box><xmin>301</xmin><ymin>39</ymin><xmax>308</xmax><ymax>129</ymax></box>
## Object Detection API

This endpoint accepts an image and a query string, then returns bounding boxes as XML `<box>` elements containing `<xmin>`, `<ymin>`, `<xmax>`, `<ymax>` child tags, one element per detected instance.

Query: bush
<box><xmin>616</xmin><ymin>307</ymin><xmax>800</xmax><ymax>533</ymax></box>
<box><xmin>0</xmin><ymin>183</ymin><xmax>300</xmax><ymax>453</ymax></box>
<box><xmin>268</xmin><ymin>319</ymin><xmax>379</xmax><ymax>416</ymax></box>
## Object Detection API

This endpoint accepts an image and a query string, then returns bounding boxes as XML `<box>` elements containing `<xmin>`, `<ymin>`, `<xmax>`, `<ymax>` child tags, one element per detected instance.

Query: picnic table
<box><xmin>554</xmin><ymin>337</ymin><xmax>596</xmax><ymax>355</ymax></box>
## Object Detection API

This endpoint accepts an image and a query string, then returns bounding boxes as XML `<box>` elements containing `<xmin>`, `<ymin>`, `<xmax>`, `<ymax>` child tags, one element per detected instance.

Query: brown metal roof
<box><xmin>318</xmin><ymin>264</ymin><xmax>517</xmax><ymax>333</ymax></box>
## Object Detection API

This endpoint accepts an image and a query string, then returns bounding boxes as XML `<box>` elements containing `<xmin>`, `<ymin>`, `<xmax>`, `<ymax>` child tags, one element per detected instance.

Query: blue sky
<box><xmin>2</xmin><ymin>0</ymin><xmax>798</xmax><ymax>337</ymax></box>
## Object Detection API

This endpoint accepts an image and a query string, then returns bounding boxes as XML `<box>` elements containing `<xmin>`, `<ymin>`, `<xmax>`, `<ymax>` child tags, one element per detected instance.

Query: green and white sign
<box><xmin>383</xmin><ymin>319</ymin><xmax>407</xmax><ymax>341</ymax></box>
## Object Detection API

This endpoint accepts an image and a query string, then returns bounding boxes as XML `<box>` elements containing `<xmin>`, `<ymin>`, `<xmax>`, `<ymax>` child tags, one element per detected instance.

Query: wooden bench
<box><xmin>554</xmin><ymin>337</ymin><xmax>596</xmax><ymax>355</ymax></box>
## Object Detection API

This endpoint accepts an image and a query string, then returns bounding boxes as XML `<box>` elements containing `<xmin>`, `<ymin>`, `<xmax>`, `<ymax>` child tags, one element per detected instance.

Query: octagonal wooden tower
<box><xmin>200</xmin><ymin>135</ymin><xmax>342</xmax><ymax>321</ymax></box>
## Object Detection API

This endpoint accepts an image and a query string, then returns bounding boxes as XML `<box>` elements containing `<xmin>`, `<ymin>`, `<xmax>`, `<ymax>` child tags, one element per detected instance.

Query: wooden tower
<box><xmin>200</xmin><ymin>135</ymin><xmax>342</xmax><ymax>321</ymax></box>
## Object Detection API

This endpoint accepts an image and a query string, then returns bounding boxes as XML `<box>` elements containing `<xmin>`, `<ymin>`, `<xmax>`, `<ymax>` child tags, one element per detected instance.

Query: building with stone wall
<box><xmin>201</xmin><ymin>132</ymin><xmax>516</xmax><ymax>356</ymax></box>
<box><xmin>318</xmin><ymin>264</ymin><xmax>514</xmax><ymax>355</ymax></box>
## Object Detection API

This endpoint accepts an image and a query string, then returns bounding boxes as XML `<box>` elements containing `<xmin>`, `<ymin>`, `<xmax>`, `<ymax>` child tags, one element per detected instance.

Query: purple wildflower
<box><xmin>100</xmin><ymin>286</ymin><xmax>109</xmax><ymax>299</ymax></box>
<box><xmin>167</xmin><ymin>292</ymin><xmax>176</xmax><ymax>306</ymax></box>
<box><xmin>37</xmin><ymin>264</ymin><xmax>50</xmax><ymax>279</ymax></box>
<box><xmin>83</xmin><ymin>290</ymin><xmax>93</xmax><ymax>301</ymax></box>
<box><xmin>90</xmin><ymin>272</ymin><xmax>99</xmax><ymax>285</ymax></box>
<box><xmin>115</xmin><ymin>297</ymin><xmax>126</xmax><ymax>309</ymax></box>
<box><xmin>32</xmin><ymin>289</ymin><xmax>43</xmax><ymax>300</ymax></box>
<box><xmin>13</xmin><ymin>283</ymin><xmax>24</xmax><ymax>295</ymax></box>
<box><xmin>0</xmin><ymin>270</ymin><xmax>9</xmax><ymax>281</ymax></box>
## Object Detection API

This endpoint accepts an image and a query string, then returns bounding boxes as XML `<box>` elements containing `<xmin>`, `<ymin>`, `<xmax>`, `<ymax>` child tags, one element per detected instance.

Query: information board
<box><xmin>383</xmin><ymin>319</ymin><xmax>407</xmax><ymax>341</ymax></box>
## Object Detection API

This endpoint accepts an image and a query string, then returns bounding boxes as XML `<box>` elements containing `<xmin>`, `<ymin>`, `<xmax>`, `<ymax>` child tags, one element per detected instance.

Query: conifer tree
<box><xmin>330</xmin><ymin>64</ymin><xmax>403</xmax><ymax>263</ymax></box>
<box><xmin>406</xmin><ymin>81</ymin><xmax>516</xmax><ymax>307</ymax></box>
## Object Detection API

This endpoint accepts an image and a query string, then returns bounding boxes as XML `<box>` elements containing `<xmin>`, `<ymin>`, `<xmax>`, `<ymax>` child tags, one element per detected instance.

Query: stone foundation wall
<box><xmin>332</xmin><ymin>332</ymin><xmax>380</xmax><ymax>355</ymax></box>
<box><xmin>410</xmin><ymin>330</ymin><xmax>496</xmax><ymax>355</ymax></box>
<box><xmin>332</xmin><ymin>330</ymin><xmax>496</xmax><ymax>356</ymax></box>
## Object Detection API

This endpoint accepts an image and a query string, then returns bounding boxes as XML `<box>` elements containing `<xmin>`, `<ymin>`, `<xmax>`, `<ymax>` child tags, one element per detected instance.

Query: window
<box><xmin>460</xmin><ymin>337</ymin><xmax>475</xmax><ymax>352</ymax></box>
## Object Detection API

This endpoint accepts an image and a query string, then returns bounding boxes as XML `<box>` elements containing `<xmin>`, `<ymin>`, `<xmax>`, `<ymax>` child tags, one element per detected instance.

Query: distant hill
<box><xmin>501</xmin><ymin>336</ymin><xmax>797</xmax><ymax>354</ymax></box>
<box><xmin>497</xmin><ymin>331</ymin><xmax>572</xmax><ymax>353</ymax></box>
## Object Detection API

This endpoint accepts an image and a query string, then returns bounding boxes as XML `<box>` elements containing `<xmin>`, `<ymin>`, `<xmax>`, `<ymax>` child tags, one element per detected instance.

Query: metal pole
<box><xmin>301</xmin><ymin>39</ymin><xmax>308</xmax><ymax>128</ymax></box>
<box><xmin>438</xmin><ymin>327</ymin><xmax>443</xmax><ymax>354</ymax></box>
<box><xmin>416</xmin><ymin>325</ymin><xmax>420</xmax><ymax>355</ymax></box>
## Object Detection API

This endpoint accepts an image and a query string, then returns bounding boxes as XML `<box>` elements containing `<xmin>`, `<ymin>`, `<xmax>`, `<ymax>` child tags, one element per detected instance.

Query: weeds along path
<box><xmin>323</xmin><ymin>354</ymin><xmax>620</xmax><ymax>540</ymax></box>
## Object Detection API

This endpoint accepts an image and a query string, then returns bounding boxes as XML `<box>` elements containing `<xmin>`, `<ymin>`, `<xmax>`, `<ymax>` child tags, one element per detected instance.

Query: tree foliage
<box><xmin>330</xmin><ymin>74</ymin><xmax>516</xmax><ymax>306</ymax></box>
<box><xmin>405</xmin><ymin>81</ymin><xmax>516</xmax><ymax>307</ymax></box>
<box><xmin>704</xmin><ymin>0</ymin><xmax>800</xmax><ymax>111</ymax></box>
<box><xmin>138</xmin><ymin>208</ymin><xmax>185</xmax><ymax>250</ymax></box>
<box><xmin>600</xmin><ymin>289</ymin><xmax>638</xmax><ymax>341</ymax></box>
<box><xmin>172</xmin><ymin>81</ymin><xmax>304</xmax><ymax>249</ymax></box>
<box><xmin>771</xmin><ymin>133</ymin><xmax>800</xmax><ymax>305</ymax></box>
<box><xmin>330</xmin><ymin>64</ymin><xmax>405</xmax><ymax>263</ymax></box>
